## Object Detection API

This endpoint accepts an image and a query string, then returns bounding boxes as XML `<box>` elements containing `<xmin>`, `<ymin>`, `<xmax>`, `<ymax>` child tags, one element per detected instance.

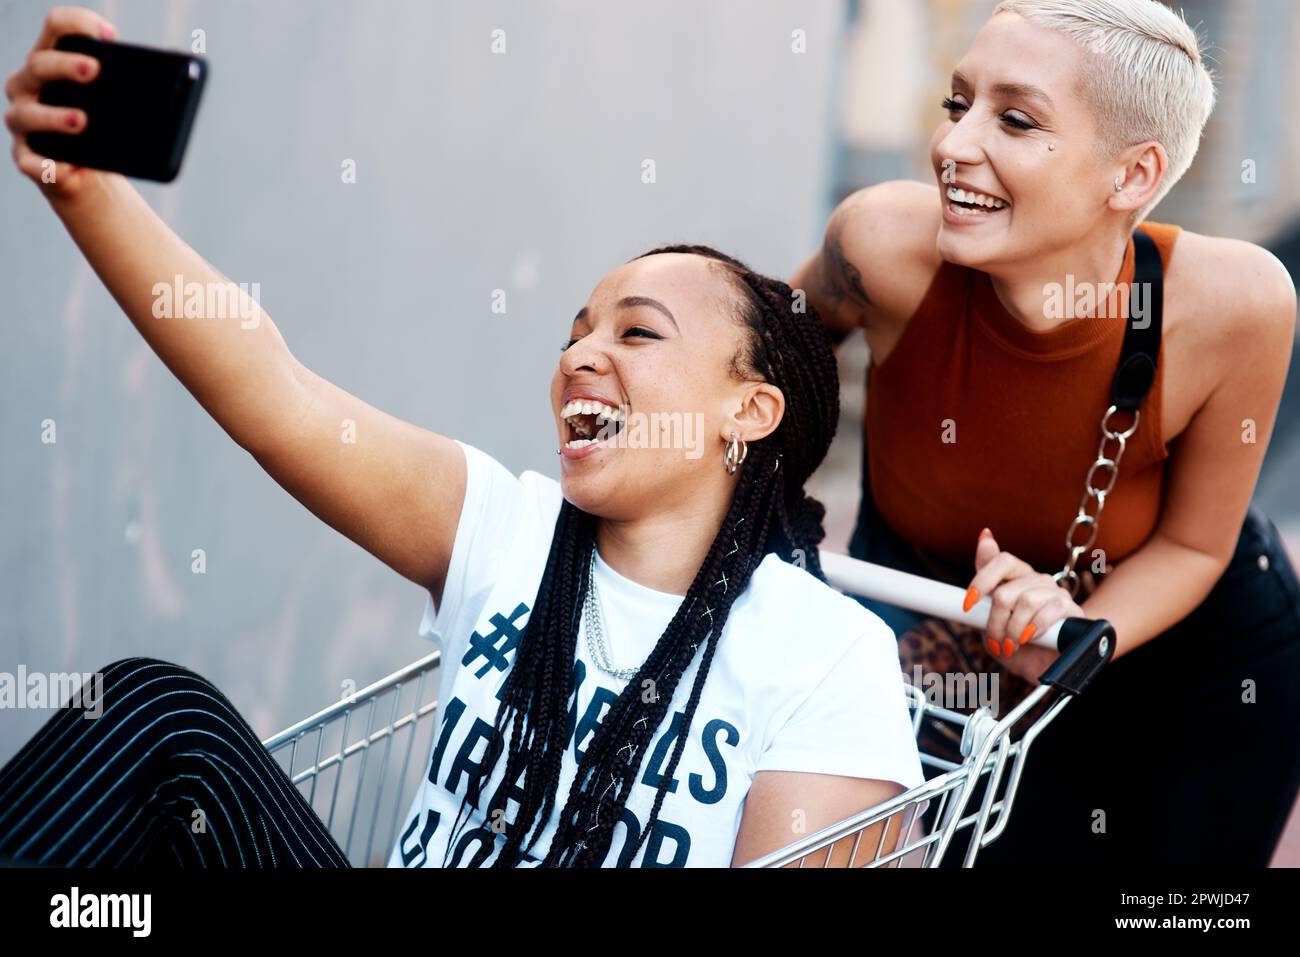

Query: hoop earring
<box><xmin>723</xmin><ymin>432</ymin><xmax>748</xmax><ymax>475</ymax></box>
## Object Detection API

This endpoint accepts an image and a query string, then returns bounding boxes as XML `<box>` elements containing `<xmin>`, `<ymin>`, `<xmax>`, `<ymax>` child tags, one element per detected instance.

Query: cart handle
<box><xmin>821</xmin><ymin>551</ymin><xmax>1081</xmax><ymax>652</ymax></box>
<box><xmin>1038</xmin><ymin>616</ymin><xmax>1114</xmax><ymax>695</ymax></box>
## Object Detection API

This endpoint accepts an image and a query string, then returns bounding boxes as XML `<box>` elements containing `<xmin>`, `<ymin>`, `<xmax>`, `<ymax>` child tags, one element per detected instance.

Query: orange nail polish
<box><xmin>1020</xmin><ymin>623</ymin><xmax>1036</xmax><ymax>645</ymax></box>
<box><xmin>963</xmin><ymin>587</ymin><xmax>980</xmax><ymax>613</ymax></box>
<box><xmin>987</xmin><ymin>638</ymin><xmax>1000</xmax><ymax>658</ymax></box>
<box><xmin>1002</xmin><ymin>638</ymin><xmax>1015</xmax><ymax>657</ymax></box>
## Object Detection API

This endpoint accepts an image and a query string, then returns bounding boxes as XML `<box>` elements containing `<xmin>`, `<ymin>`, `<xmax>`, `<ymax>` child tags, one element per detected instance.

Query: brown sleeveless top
<box><xmin>866</xmin><ymin>221</ymin><xmax>1181</xmax><ymax>573</ymax></box>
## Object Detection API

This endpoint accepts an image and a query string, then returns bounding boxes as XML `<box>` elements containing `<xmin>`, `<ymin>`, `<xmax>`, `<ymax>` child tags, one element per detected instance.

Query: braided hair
<box><xmin>443</xmin><ymin>244</ymin><xmax>840</xmax><ymax>867</ymax></box>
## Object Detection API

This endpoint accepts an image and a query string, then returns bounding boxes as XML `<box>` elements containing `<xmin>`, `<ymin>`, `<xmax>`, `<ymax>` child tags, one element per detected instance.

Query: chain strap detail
<box><xmin>1052</xmin><ymin>404</ymin><xmax>1139</xmax><ymax>599</ymax></box>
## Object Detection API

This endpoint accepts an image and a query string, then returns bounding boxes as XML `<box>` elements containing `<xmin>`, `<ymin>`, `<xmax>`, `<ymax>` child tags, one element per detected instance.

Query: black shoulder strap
<box><xmin>1111</xmin><ymin>229</ymin><xmax>1164</xmax><ymax>411</ymax></box>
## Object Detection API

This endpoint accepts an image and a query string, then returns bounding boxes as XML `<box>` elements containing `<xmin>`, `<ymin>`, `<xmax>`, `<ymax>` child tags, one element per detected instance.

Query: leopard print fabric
<box><xmin>895</xmin><ymin>568</ymin><xmax>1101</xmax><ymax>761</ymax></box>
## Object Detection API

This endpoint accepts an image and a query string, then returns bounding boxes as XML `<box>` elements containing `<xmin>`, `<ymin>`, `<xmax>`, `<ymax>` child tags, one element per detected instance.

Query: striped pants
<box><xmin>0</xmin><ymin>658</ymin><xmax>351</xmax><ymax>867</ymax></box>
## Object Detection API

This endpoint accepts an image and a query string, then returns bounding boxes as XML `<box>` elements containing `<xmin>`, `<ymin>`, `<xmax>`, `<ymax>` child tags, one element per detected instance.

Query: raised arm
<box><xmin>7</xmin><ymin>6</ymin><xmax>465</xmax><ymax>600</ymax></box>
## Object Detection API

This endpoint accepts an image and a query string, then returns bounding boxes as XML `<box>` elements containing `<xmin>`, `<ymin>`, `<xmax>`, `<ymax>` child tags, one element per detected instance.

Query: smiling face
<box><xmin>550</xmin><ymin>252</ymin><xmax>784</xmax><ymax>522</ymax></box>
<box><xmin>929</xmin><ymin>11</ymin><xmax>1126</xmax><ymax>270</ymax></box>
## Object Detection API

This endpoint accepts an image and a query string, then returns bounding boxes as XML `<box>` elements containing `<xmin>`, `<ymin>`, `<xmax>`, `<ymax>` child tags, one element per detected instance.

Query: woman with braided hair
<box><xmin>0</xmin><ymin>7</ymin><xmax>923</xmax><ymax>868</ymax></box>
<box><xmin>421</xmin><ymin>243</ymin><xmax>923</xmax><ymax>868</ymax></box>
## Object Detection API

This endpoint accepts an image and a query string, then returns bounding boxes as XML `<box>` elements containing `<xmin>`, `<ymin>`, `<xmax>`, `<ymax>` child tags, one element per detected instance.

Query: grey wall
<box><xmin>0</xmin><ymin>0</ymin><xmax>845</xmax><ymax>758</ymax></box>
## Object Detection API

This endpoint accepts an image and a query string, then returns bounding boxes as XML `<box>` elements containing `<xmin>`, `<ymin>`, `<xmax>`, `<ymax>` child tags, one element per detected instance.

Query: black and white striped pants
<box><xmin>0</xmin><ymin>658</ymin><xmax>351</xmax><ymax>867</ymax></box>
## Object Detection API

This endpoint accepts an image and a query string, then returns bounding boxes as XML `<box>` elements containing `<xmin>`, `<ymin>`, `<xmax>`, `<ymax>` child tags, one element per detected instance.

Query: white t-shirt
<box><xmin>387</xmin><ymin>440</ymin><xmax>924</xmax><ymax>868</ymax></box>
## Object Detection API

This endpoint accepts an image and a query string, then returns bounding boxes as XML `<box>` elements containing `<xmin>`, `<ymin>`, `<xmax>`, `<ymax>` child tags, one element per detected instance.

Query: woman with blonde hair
<box><xmin>797</xmin><ymin>0</ymin><xmax>1300</xmax><ymax>866</ymax></box>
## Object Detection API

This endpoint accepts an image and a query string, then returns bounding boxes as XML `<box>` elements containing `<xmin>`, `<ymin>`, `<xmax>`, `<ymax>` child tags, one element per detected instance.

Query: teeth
<box><xmin>561</xmin><ymin>399</ymin><xmax>625</xmax><ymax>421</ymax></box>
<box><xmin>947</xmin><ymin>186</ymin><xmax>1006</xmax><ymax>209</ymax></box>
<box><xmin>565</xmin><ymin>438</ymin><xmax>595</xmax><ymax>449</ymax></box>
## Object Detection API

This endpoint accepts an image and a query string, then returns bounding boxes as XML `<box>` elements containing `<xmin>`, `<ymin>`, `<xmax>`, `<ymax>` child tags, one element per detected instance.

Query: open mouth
<box><xmin>945</xmin><ymin>185</ymin><xmax>1009</xmax><ymax>216</ymax></box>
<box><xmin>561</xmin><ymin>398</ymin><xmax>626</xmax><ymax>450</ymax></box>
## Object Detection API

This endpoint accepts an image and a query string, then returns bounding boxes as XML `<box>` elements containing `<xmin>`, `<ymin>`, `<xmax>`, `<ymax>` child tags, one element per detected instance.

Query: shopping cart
<box><xmin>261</xmin><ymin>551</ymin><xmax>1114</xmax><ymax>868</ymax></box>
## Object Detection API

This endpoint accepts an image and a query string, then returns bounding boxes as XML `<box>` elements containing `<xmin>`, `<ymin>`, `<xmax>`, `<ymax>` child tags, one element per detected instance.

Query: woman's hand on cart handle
<box><xmin>964</xmin><ymin>528</ymin><xmax>1082</xmax><ymax>670</ymax></box>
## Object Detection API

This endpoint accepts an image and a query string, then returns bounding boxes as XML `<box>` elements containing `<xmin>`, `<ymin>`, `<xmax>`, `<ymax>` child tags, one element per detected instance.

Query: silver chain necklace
<box><xmin>583</xmin><ymin>550</ymin><xmax>641</xmax><ymax>681</ymax></box>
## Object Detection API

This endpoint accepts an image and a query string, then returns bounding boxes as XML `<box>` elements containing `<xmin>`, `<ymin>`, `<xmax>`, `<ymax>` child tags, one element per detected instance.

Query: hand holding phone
<box><xmin>29</xmin><ymin>33</ymin><xmax>207</xmax><ymax>182</ymax></box>
<box><xmin>5</xmin><ymin>7</ymin><xmax>206</xmax><ymax>192</ymax></box>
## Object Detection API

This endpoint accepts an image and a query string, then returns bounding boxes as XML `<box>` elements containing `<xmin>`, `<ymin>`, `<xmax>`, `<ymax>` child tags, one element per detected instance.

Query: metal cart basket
<box><xmin>262</xmin><ymin>552</ymin><xmax>1113</xmax><ymax>868</ymax></box>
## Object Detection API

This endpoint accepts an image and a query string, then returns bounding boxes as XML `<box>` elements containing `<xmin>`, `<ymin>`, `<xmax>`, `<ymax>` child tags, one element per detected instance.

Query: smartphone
<box><xmin>27</xmin><ymin>35</ymin><xmax>207</xmax><ymax>183</ymax></box>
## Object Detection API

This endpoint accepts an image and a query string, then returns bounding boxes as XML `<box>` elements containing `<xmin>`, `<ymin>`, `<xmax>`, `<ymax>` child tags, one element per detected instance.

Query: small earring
<box><xmin>1114</xmin><ymin>176</ymin><xmax>1124</xmax><ymax>192</ymax></box>
<box><xmin>1047</xmin><ymin>144</ymin><xmax>1056</xmax><ymax>151</ymax></box>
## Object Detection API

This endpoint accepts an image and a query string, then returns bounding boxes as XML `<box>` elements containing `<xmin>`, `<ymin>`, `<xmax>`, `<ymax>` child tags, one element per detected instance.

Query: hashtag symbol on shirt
<box><xmin>462</xmin><ymin>602</ymin><xmax>530</xmax><ymax>678</ymax></box>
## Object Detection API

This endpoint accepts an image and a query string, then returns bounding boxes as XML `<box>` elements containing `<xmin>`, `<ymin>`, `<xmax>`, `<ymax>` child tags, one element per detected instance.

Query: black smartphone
<box><xmin>27</xmin><ymin>35</ymin><xmax>207</xmax><ymax>183</ymax></box>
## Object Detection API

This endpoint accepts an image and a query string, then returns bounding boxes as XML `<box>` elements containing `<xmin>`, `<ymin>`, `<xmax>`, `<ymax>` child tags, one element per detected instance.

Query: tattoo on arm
<box><xmin>821</xmin><ymin>222</ymin><xmax>871</xmax><ymax>309</ymax></box>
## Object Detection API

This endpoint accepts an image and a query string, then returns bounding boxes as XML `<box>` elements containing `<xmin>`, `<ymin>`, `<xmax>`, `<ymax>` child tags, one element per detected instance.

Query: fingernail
<box><xmin>77</xmin><ymin>59</ymin><xmax>92</xmax><ymax>77</ymax></box>
<box><xmin>100</xmin><ymin>24</ymin><xmax>118</xmax><ymax>40</ymax></box>
<box><xmin>986</xmin><ymin>638</ymin><xmax>1001</xmax><ymax>658</ymax></box>
<box><xmin>1002</xmin><ymin>638</ymin><xmax>1015</xmax><ymax>657</ymax></box>
<box><xmin>979</xmin><ymin>527</ymin><xmax>992</xmax><ymax>539</ymax></box>
<box><xmin>66</xmin><ymin>110</ymin><xmax>79</xmax><ymax>128</ymax></box>
<box><xmin>962</xmin><ymin>587</ymin><xmax>979</xmax><ymax>613</ymax></box>
<box><xmin>1019</xmin><ymin>623</ymin><xmax>1036</xmax><ymax>645</ymax></box>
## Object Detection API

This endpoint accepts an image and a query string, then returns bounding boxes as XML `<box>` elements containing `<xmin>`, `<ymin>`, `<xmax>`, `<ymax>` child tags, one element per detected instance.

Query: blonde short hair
<box><xmin>993</xmin><ymin>0</ymin><xmax>1217</xmax><ymax>221</ymax></box>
